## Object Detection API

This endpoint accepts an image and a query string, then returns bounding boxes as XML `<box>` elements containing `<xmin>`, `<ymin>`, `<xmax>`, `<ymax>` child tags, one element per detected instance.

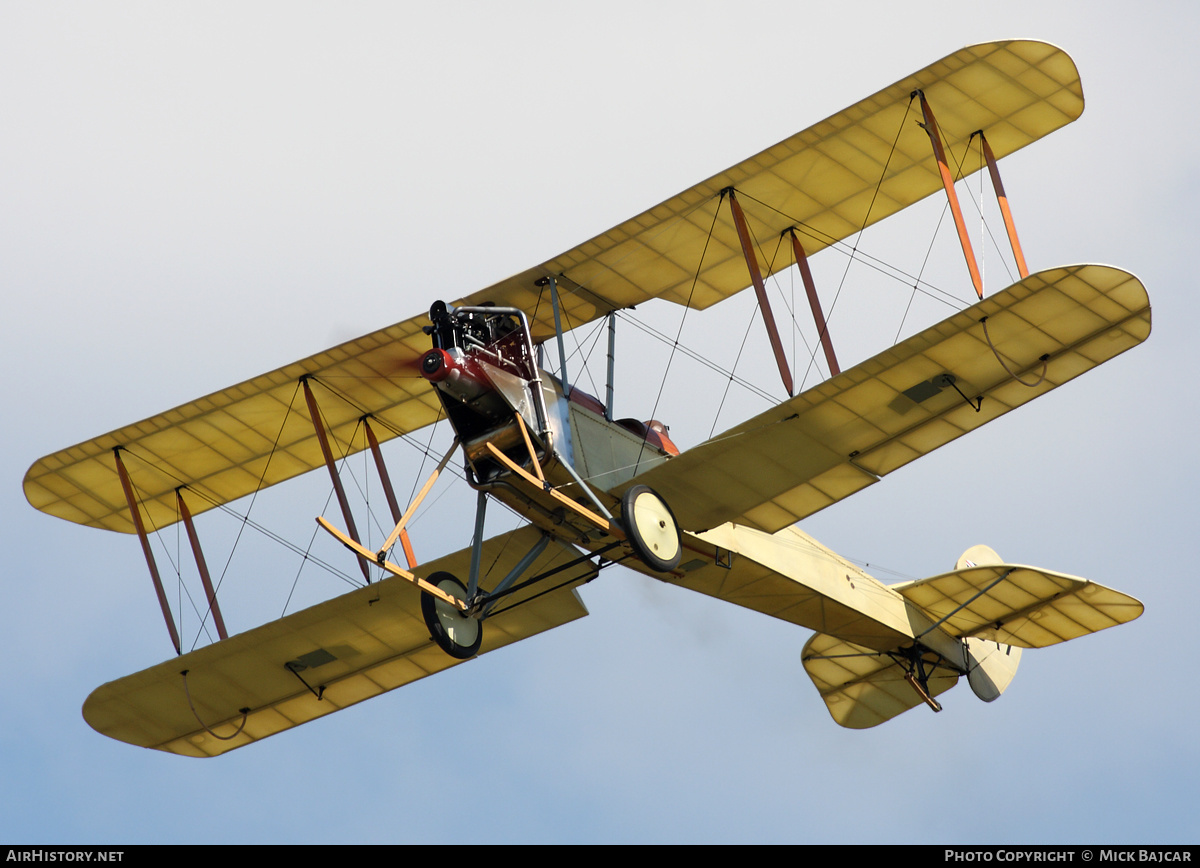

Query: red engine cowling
<box><xmin>420</xmin><ymin>346</ymin><xmax>514</xmax><ymax>427</ymax></box>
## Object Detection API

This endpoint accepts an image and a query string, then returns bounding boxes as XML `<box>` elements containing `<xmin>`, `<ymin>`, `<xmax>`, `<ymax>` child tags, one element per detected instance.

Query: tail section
<box><xmin>802</xmin><ymin>545</ymin><xmax>1139</xmax><ymax>728</ymax></box>
<box><xmin>962</xmin><ymin>636</ymin><xmax>1022</xmax><ymax>702</ymax></box>
<box><xmin>956</xmin><ymin>543</ymin><xmax>1002</xmax><ymax>570</ymax></box>
<box><xmin>897</xmin><ymin>547</ymin><xmax>1143</xmax><ymax>649</ymax></box>
<box><xmin>800</xmin><ymin>633</ymin><xmax>960</xmax><ymax>729</ymax></box>
<box><xmin>954</xmin><ymin>545</ymin><xmax>1023</xmax><ymax>702</ymax></box>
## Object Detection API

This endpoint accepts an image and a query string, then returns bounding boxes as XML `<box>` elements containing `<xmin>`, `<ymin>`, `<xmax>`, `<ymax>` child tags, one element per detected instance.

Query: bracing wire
<box><xmin>632</xmin><ymin>192</ymin><xmax>726</xmax><ymax>476</ymax></box>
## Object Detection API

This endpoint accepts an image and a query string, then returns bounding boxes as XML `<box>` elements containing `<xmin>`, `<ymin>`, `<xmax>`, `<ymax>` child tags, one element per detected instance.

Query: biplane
<box><xmin>24</xmin><ymin>40</ymin><xmax>1150</xmax><ymax>756</ymax></box>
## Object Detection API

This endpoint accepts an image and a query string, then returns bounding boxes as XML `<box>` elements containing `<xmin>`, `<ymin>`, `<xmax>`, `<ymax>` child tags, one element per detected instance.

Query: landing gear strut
<box><xmin>898</xmin><ymin>645</ymin><xmax>945</xmax><ymax>713</ymax></box>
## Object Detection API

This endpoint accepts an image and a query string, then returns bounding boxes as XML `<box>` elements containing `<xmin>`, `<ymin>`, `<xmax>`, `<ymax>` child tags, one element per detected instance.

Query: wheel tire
<box><xmin>621</xmin><ymin>484</ymin><xmax>682</xmax><ymax>573</ymax></box>
<box><xmin>420</xmin><ymin>572</ymin><xmax>483</xmax><ymax>660</ymax></box>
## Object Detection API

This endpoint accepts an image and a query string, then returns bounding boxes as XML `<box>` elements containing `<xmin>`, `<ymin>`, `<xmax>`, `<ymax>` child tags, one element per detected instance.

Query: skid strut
<box><xmin>896</xmin><ymin>645</ymin><xmax>954</xmax><ymax>714</ymax></box>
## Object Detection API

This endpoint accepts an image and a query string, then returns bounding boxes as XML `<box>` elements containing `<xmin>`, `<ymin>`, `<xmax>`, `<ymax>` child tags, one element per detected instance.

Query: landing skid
<box><xmin>895</xmin><ymin>645</ymin><xmax>958</xmax><ymax>713</ymax></box>
<box><xmin>903</xmin><ymin>671</ymin><xmax>944</xmax><ymax>714</ymax></box>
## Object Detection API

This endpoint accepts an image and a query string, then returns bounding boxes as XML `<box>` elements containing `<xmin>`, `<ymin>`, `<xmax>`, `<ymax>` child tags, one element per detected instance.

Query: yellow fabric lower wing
<box><xmin>82</xmin><ymin>527</ymin><xmax>591</xmax><ymax>757</ymax></box>
<box><xmin>625</xmin><ymin>264</ymin><xmax>1150</xmax><ymax>534</ymax></box>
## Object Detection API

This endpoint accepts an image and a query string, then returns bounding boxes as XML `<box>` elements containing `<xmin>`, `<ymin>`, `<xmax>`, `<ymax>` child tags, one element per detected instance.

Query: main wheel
<box><xmin>420</xmin><ymin>572</ymin><xmax>483</xmax><ymax>660</ymax></box>
<box><xmin>621</xmin><ymin>484</ymin><xmax>682</xmax><ymax>573</ymax></box>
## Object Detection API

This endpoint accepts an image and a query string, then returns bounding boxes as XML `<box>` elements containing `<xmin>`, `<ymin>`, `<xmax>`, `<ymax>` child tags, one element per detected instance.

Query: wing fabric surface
<box><xmin>24</xmin><ymin>319</ymin><xmax>441</xmax><ymax>533</ymax></box>
<box><xmin>895</xmin><ymin>564</ymin><xmax>1143</xmax><ymax>648</ymax></box>
<box><xmin>25</xmin><ymin>40</ymin><xmax>1082</xmax><ymax>534</ymax></box>
<box><xmin>801</xmin><ymin>633</ymin><xmax>958</xmax><ymax>729</ymax></box>
<box><xmin>625</xmin><ymin>264</ymin><xmax>1150</xmax><ymax>533</ymax></box>
<box><xmin>82</xmin><ymin>527</ymin><xmax>592</xmax><ymax>757</ymax></box>
<box><xmin>472</xmin><ymin>40</ymin><xmax>1083</xmax><ymax>323</ymax></box>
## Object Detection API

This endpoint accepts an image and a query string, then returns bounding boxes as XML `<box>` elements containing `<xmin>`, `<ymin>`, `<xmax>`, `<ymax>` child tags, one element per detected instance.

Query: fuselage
<box><xmin>417</xmin><ymin>298</ymin><xmax>971</xmax><ymax>673</ymax></box>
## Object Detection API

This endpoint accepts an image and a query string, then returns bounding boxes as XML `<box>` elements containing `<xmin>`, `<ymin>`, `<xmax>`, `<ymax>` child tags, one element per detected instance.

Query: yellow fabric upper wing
<box><xmin>24</xmin><ymin>40</ymin><xmax>1085</xmax><ymax>534</ymax></box>
<box><xmin>476</xmin><ymin>39</ymin><xmax>1084</xmax><ymax>320</ymax></box>
<box><xmin>24</xmin><ymin>317</ymin><xmax>441</xmax><ymax>533</ymax></box>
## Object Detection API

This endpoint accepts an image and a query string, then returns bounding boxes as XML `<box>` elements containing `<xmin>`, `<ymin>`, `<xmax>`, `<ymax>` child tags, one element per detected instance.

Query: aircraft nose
<box><xmin>421</xmin><ymin>348</ymin><xmax>454</xmax><ymax>381</ymax></box>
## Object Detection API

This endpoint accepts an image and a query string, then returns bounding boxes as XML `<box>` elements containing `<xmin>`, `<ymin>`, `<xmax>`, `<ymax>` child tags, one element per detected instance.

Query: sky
<box><xmin>2</xmin><ymin>0</ymin><xmax>1197</xmax><ymax>845</ymax></box>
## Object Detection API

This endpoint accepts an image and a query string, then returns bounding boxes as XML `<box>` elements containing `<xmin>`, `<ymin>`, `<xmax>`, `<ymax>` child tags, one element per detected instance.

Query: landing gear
<box><xmin>420</xmin><ymin>572</ymin><xmax>482</xmax><ymax>660</ymax></box>
<box><xmin>897</xmin><ymin>645</ymin><xmax>946</xmax><ymax>713</ymax></box>
<box><xmin>621</xmin><ymin>484</ymin><xmax>682</xmax><ymax>573</ymax></box>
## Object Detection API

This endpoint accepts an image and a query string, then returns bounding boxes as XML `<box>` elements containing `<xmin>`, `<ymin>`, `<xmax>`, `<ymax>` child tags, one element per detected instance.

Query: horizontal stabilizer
<box><xmin>894</xmin><ymin>564</ymin><xmax>1143</xmax><ymax>647</ymax></box>
<box><xmin>802</xmin><ymin>633</ymin><xmax>958</xmax><ymax>729</ymax></box>
<box><xmin>83</xmin><ymin>527</ymin><xmax>592</xmax><ymax>757</ymax></box>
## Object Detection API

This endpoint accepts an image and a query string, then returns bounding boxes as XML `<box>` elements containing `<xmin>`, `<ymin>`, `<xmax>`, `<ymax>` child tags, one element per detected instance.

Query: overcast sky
<box><xmin>3</xmin><ymin>0</ymin><xmax>1197</xmax><ymax>844</ymax></box>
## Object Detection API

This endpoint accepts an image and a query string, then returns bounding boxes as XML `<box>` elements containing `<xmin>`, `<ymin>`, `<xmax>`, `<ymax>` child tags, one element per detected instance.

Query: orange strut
<box><xmin>979</xmin><ymin>132</ymin><xmax>1030</xmax><ymax>279</ymax></box>
<box><xmin>917</xmin><ymin>91</ymin><xmax>983</xmax><ymax>299</ymax></box>
<box><xmin>364</xmin><ymin>418</ymin><xmax>418</xmax><ymax>569</ymax></box>
<box><xmin>727</xmin><ymin>189</ymin><xmax>795</xmax><ymax>396</ymax></box>
<box><xmin>788</xmin><ymin>229</ymin><xmax>840</xmax><ymax>377</ymax></box>
<box><xmin>113</xmin><ymin>448</ymin><xmax>181</xmax><ymax>655</ymax></box>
